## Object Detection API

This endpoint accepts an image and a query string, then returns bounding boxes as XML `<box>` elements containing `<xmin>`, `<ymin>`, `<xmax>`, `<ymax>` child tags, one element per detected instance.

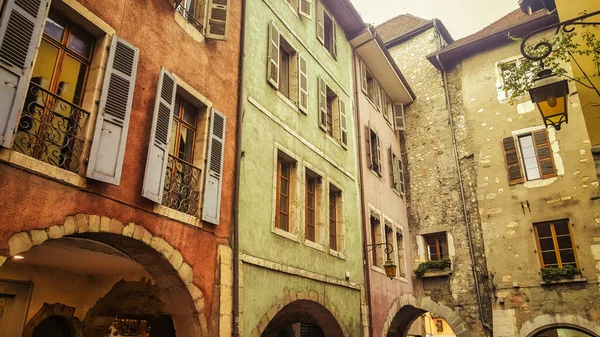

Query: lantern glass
<box><xmin>383</xmin><ymin>258</ymin><xmax>396</xmax><ymax>279</ymax></box>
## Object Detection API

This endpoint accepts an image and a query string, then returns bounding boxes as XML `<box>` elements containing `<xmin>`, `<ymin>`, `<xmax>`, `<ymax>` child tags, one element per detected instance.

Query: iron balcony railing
<box><xmin>162</xmin><ymin>154</ymin><xmax>202</xmax><ymax>217</ymax></box>
<box><xmin>174</xmin><ymin>0</ymin><xmax>204</xmax><ymax>33</ymax></box>
<box><xmin>14</xmin><ymin>81</ymin><xmax>91</xmax><ymax>174</ymax></box>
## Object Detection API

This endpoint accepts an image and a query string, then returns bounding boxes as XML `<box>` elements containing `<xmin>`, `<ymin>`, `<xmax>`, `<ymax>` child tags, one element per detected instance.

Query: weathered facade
<box><xmin>235</xmin><ymin>0</ymin><xmax>366</xmax><ymax>335</ymax></box>
<box><xmin>0</xmin><ymin>0</ymin><xmax>240</xmax><ymax>336</ymax></box>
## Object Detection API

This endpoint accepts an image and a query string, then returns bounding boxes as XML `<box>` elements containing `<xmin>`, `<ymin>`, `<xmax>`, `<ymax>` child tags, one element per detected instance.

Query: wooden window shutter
<box><xmin>339</xmin><ymin>99</ymin><xmax>347</xmax><ymax>148</ymax></box>
<box><xmin>318</xmin><ymin>76</ymin><xmax>327</xmax><ymax>131</ymax></box>
<box><xmin>316</xmin><ymin>5</ymin><xmax>324</xmax><ymax>44</ymax></box>
<box><xmin>394</xmin><ymin>103</ymin><xmax>405</xmax><ymax>131</ymax></box>
<box><xmin>202</xmin><ymin>107</ymin><xmax>226</xmax><ymax>225</ymax></box>
<box><xmin>267</xmin><ymin>21</ymin><xmax>280</xmax><ymax>88</ymax></box>
<box><xmin>390</xmin><ymin>148</ymin><xmax>399</xmax><ymax>189</ymax></box>
<box><xmin>142</xmin><ymin>67</ymin><xmax>177</xmax><ymax>203</ymax></box>
<box><xmin>206</xmin><ymin>0</ymin><xmax>228</xmax><ymax>40</ymax></box>
<box><xmin>299</xmin><ymin>0</ymin><xmax>312</xmax><ymax>19</ymax></box>
<box><xmin>360</xmin><ymin>61</ymin><xmax>368</xmax><ymax>94</ymax></box>
<box><xmin>86</xmin><ymin>36</ymin><xmax>139</xmax><ymax>185</ymax></box>
<box><xmin>502</xmin><ymin>136</ymin><xmax>524</xmax><ymax>185</ymax></box>
<box><xmin>0</xmin><ymin>0</ymin><xmax>49</xmax><ymax>148</ymax></box>
<box><xmin>298</xmin><ymin>53</ymin><xmax>308</xmax><ymax>114</ymax></box>
<box><xmin>533</xmin><ymin>129</ymin><xmax>557</xmax><ymax>178</ymax></box>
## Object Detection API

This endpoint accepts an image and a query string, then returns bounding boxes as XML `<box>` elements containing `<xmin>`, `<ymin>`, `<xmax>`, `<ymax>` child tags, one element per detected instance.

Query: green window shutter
<box><xmin>86</xmin><ymin>36</ymin><xmax>140</xmax><ymax>185</ymax></box>
<box><xmin>142</xmin><ymin>67</ymin><xmax>177</xmax><ymax>203</ymax></box>
<box><xmin>202</xmin><ymin>107</ymin><xmax>226</xmax><ymax>225</ymax></box>
<box><xmin>318</xmin><ymin>76</ymin><xmax>327</xmax><ymax>131</ymax></box>
<box><xmin>339</xmin><ymin>99</ymin><xmax>347</xmax><ymax>148</ymax></box>
<box><xmin>206</xmin><ymin>0</ymin><xmax>229</xmax><ymax>40</ymax></box>
<box><xmin>0</xmin><ymin>0</ymin><xmax>49</xmax><ymax>148</ymax></box>
<box><xmin>267</xmin><ymin>21</ymin><xmax>280</xmax><ymax>88</ymax></box>
<box><xmin>502</xmin><ymin>136</ymin><xmax>524</xmax><ymax>185</ymax></box>
<box><xmin>299</xmin><ymin>0</ymin><xmax>312</xmax><ymax>19</ymax></box>
<box><xmin>298</xmin><ymin>53</ymin><xmax>308</xmax><ymax>114</ymax></box>
<box><xmin>393</xmin><ymin>103</ymin><xmax>405</xmax><ymax>131</ymax></box>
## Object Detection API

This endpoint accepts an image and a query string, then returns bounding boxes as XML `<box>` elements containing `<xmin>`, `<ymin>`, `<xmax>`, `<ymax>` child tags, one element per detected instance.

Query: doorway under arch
<box><xmin>260</xmin><ymin>300</ymin><xmax>345</xmax><ymax>337</ymax></box>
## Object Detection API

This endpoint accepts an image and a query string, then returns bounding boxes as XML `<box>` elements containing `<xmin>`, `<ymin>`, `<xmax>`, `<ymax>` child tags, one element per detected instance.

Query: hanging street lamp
<box><xmin>529</xmin><ymin>69</ymin><xmax>569</xmax><ymax>130</ymax></box>
<box><xmin>366</xmin><ymin>242</ymin><xmax>396</xmax><ymax>279</ymax></box>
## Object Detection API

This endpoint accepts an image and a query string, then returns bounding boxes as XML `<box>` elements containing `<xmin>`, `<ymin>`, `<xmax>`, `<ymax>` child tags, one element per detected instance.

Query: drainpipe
<box><xmin>232</xmin><ymin>0</ymin><xmax>247</xmax><ymax>333</ymax></box>
<box><xmin>352</xmin><ymin>48</ymin><xmax>374</xmax><ymax>337</ymax></box>
<box><xmin>432</xmin><ymin>21</ymin><xmax>492</xmax><ymax>337</ymax></box>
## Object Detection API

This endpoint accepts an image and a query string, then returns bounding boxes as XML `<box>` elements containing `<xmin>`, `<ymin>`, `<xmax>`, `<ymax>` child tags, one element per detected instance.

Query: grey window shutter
<box><xmin>142</xmin><ymin>67</ymin><xmax>177</xmax><ymax>203</ymax></box>
<box><xmin>360</xmin><ymin>61</ymin><xmax>368</xmax><ymax>94</ymax></box>
<box><xmin>390</xmin><ymin>148</ymin><xmax>399</xmax><ymax>189</ymax></box>
<box><xmin>206</xmin><ymin>0</ymin><xmax>228</xmax><ymax>40</ymax></box>
<box><xmin>299</xmin><ymin>0</ymin><xmax>312</xmax><ymax>19</ymax></box>
<box><xmin>332</xmin><ymin>20</ymin><xmax>337</xmax><ymax>58</ymax></box>
<box><xmin>267</xmin><ymin>21</ymin><xmax>280</xmax><ymax>88</ymax></box>
<box><xmin>394</xmin><ymin>103</ymin><xmax>405</xmax><ymax>131</ymax></box>
<box><xmin>318</xmin><ymin>76</ymin><xmax>327</xmax><ymax>131</ymax></box>
<box><xmin>316</xmin><ymin>6</ymin><xmax>324</xmax><ymax>44</ymax></box>
<box><xmin>376</xmin><ymin>132</ymin><xmax>382</xmax><ymax>176</ymax></box>
<box><xmin>339</xmin><ymin>99</ymin><xmax>347</xmax><ymax>148</ymax></box>
<box><xmin>298</xmin><ymin>53</ymin><xmax>308</xmax><ymax>113</ymax></box>
<box><xmin>366</xmin><ymin>124</ymin><xmax>373</xmax><ymax>170</ymax></box>
<box><xmin>86</xmin><ymin>36</ymin><xmax>139</xmax><ymax>185</ymax></box>
<box><xmin>0</xmin><ymin>0</ymin><xmax>49</xmax><ymax>148</ymax></box>
<box><xmin>398</xmin><ymin>154</ymin><xmax>405</xmax><ymax>196</ymax></box>
<box><xmin>202</xmin><ymin>107</ymin><xmax>226</xmax><ymax>225</ymax></box>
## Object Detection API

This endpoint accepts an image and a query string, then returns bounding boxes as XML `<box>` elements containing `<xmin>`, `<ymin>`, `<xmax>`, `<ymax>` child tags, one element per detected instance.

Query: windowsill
<box><xmin>304</xmin><ymin>239</ymin><xmax>327</xmax><ymax>252</ymax></box>
<box><xmin>325</xmin><ymin>133</ymin><xmax>343</xmax><ymax>149</ymax></box>
<box><xmin>421</xmin><ymin>270</ymin><xmax>452</xmax><ymax>278</ymax></box>
<box><xmin>365</xmin><ymin>96</ymin><xmax>380</xmax><ymax>112</ymax></box>
<box><xmin>319</xmin><ymin>43</ymin><xmax>337</xmax><ymax>63</ymax></box>
<box><xmin>329</xmin><ymin>249</ymin><xmax>345</xmax><ymax>260</ymax></box>
<box><xmin>371</xmin><ymin>265</ymin><xmax>385</xmax><ymax>274</ymax></box>
<box><xmin>370</xmin><ymin>169</ymin><xmax>383</xmax><ymax>180</ymax></box>
<box><xmin>276</xmin><ymin>90</ymin><xmax>300</xmax><ymax>113</ymax></box>
<box><xmin>174</xmin><ymin>11</ymin><xmax>205</xmax><ymax>43</ymax></box>
<box><xmin>0</xmin><ymin>149</ymin><xmax>87</xmax><ymax>188</ymax></box>
<box><xmin>396</xmin><ymin>276</ymin><xmax>409</xmax><ymax>283</ymax></box>
<box><xmin>153</xmin><ymin>204</ymin><xmax>202</xmax><ymax>228</ymax></box>
<box><xmin>272</xmin><ymin>226</ymin><xmax>300</xmax><ymax>242</ymax></box>
<box><xmin>540</xmin><ymin>277</ymin><xmax>587</xmax><ymax>286</ymax></box>
<box><xmin>284</xmin><ymin>1</ymin><xmax>300</xmax><ymax>18</ymax></box>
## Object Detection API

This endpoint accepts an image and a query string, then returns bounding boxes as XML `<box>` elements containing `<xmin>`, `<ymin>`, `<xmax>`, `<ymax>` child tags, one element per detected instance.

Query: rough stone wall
<box><xmin>387</xmin><ymin>28</ymin><xmax>487</xmax><ymax>336</ymax></box>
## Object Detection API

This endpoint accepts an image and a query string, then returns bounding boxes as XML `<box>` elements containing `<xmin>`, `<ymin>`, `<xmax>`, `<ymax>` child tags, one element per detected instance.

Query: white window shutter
<box><xmin>267</xmin><ymin>21</ymin><xmax>280</xmax><ymax>88</ymax></box>
<box><xmin>394</xmin><ymin>103</ymin><xmax>405</xmax><ymax>131</ymax></box>
<box><xmin>366</xmin><ymin>124</ymin><xmax>372</xmax><ymax>170</ymax></box>
<box><xmin>142</xmin><ymin>67</ymin><xmax>177</xmax><ymax>203</ymax></box>
<box><xmin>398</xmin><ymin>154</ymin><xmax>405</xmax><ymax>196</ymax></box>
<box><xmin>318</xmin><ymin>76</ymin><xmax>327</xmax><ymax>131</ymax></box>
<box><xmin>0</xmin><ymin>0</ymin><xmax>49</xmax><ymax>148</ymax></box>
<box><xmin>299</xmin><ymin>0</ymin><xmax>312</xmax><ymax>19</ymax></box>
<box><xmin>339</xmin><ymin>99</ymin><xmax>347</xmax><ymax>148</ymax></box>
<box><xmin>332</xmin><ymin>20</ymin><xmax>337</xmax><ymax>58</ymax></box>
<box><xmin>86</xmin><ymin>36</ymin><xmax>139</xmax><ymax>185</ymax></box>
<box><xmin>360</xmin><ymin>61</ymin><xmax>367</xmax><ymax>94</ymax></box>
<box><xmin>390</xmin><ymin>148</ymin><xmax>399</xmax><ymax>188</ymax></box>
<box><xmin>202</xmin><ymin>107</ymin><xmax>226</xmax><ymax>225</ymax></box>
<box><xmin>316</xmin><ymin>6</ymin><xmax>324</xmax><ymax>44</ymax></box>
<box><xmin>376</xmin><ymin>133</ymin><xmax>382</xmax><ymax>175</ymax></box>
<box><xmin>206</xmin><ymin>0</ymin><xmax>228</xmax><ymax>40</ymax></box>
<box><xmin>298</xmin><ymin>53</ymin><xmax>308</xmax><ymax>114</ymax></box>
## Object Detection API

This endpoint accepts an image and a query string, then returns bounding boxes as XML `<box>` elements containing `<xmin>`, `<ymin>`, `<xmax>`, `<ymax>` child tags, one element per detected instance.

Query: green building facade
<box><xmin>237</xmin><ymin>0</ymin><xmax>366</xmax><ymax>336</ymax></box>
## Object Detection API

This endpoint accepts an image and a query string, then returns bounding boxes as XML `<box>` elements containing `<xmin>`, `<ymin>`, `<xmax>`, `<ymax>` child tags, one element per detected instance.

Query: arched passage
<box><xmin>1</xmin><ymin>214</ymin><xmax>208</xmax><ymax>337</ymax></box>
<box><xmin>520</xmin><ymin>315</ymin><xmax>600</xmax><ymax>337</ymax></box>
<box><xmin>257</xmin><ymin>299</ymin><xmax>346</xmax><ymax>337</ymax></box>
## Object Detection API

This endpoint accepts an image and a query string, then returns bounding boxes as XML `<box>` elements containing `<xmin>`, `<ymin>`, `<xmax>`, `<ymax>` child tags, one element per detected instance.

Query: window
<box><xmin>14</xmin><ymin>10</ymin><xmax>94</xmax><ymax>173</ymax></box>
<box><xmin>396</xmin><ymin>230</ymin><xmax>405</xmax><ymax>277</ymax></box>
<box><xmin>279</xmin><ymin>43</ymin><xmax>292</xmax><ymax>98</ymax></box>
<box><xmin>365</xmin><ymin>68</ymin><xmax>379</xmax><ymax>107</ymax></box>
<box><xmin>384</xmin><ymin>222</ymin><xmax>393</xmax><ymax>262</ymax></box>
<box><xmin>174</xmin><ymin>0</ymin><xmax>230</xmax><ymax>40</ymax></box>
<box><xmin>329</xmin><ymin>184</ymin><xmax>341</xmax><ymax>251</ymax></box>
<box><xmin>496</xmin><ymin>57</ymin><xmax>533</xmax><ymax>101</ymax></box>
<box><xmin>534</xmin><ymin>219</ymin><xmax>578</xmax><ymax>268</ymax></box>
<box><xmin>316</xmin><ymin>3</ymin><xmax>337</xmax><ymax>59</ymax></box>
<box><xmin>502</xmin><ymin>129</ymin><xmax>556</xmax><ymax>185</ymax></box>
<box><xmin>390</xmin><ymin>149</ymin><xmax>405</xmax><ymax>195</ymax></box>
<box><xmin>326</xmin><ymin>88</ymin><xmax>336</xmax><ymax>137</ymax></box>
<box><xmin>305</xmin><ymin>172</ymin><xmax>320</xmax><ymax>242</ymax></box>
<box><xmin>318</xmin><ymin>77</ymin><xmax>347</xmax><ymax>147</ymax></box>
<box><xmin>370</xmin><ymin>214</ymin><xmax>383</xmax><ymax>267</ymax></box>
<box><xmin>424</xmin><ymin>233</ymin><xmax>448</xmax><ymax>261</ymax></box>
<box><xmin>383</xmin><ymin>93</ymin><xmax>393</xmax><ymax>124</ymax></box>
<box><xmin>368</xmin><ymin>128</ymin><xmax>382</xmax><ymax>176</ymax></box>
<box><xmin>276</xmin><ymin>156</ymin><xmax>293</xmax><ymax>232</ymax></box>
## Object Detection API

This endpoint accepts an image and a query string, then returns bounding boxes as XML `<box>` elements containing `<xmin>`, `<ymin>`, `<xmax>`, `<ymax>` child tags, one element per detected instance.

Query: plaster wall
<box><xmin>450</xmin><ymin>30</ymin><xmax>600</xmax><ymax>335</ymax></box>
<box><xmin>0</xmin><ymin>0</ymin><xmax>241</xmax><ymax>331</ymax></box>
<box><xmin>237</xmin><ymin>0</ymin><xmax>363</xmax><ymax>335</ymax></box>
<box><xmin>387</xmin><ymin>28</ymin><xmax>486</xmax><ymax>335</ymax></box>
<box><xmin>353</xmin><ymin>54</ymin><xmax>415</xmax><ymax>337</ymax></box>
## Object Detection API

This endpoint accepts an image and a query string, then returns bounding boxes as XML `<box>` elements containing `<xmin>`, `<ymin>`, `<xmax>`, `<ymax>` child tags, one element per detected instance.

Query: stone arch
<box><xmin>381</xmin><ymin>294</ymin><xmax>472</xmax><ymax>337</ymax></box>
<box><xmin>251</xmin><ymin>291</ymin><xmax>348</xmax><ymax>337</ymax></box>
<box><xmin>519</xmin><ymin>314</ymin><xmax>600</xmax><ymax>337</ymax></box>
<box><xmin>3</xmin><ymin>214</ymin><xmax>208</xmax><ymax>337</ymax></box>
<box><xmin>23</xmin><ymin>303</ymin><xmax>83</xmax><ymax>337</ymax></box>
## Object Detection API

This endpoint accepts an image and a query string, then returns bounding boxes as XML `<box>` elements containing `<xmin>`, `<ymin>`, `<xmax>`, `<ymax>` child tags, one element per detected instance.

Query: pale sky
<box><xmin>349</xmin><ymin>0</ymin><xmax>521</xmax><ymax>40</ymax></box>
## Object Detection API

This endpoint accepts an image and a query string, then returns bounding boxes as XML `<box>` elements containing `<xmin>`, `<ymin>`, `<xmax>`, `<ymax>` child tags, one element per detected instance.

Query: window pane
<box><xmin>560</xmin><ymin>250</ymin><xmax>576</xmax><ymax>264</ymax></box>
<box><xmin>536</xmin><ymin>224</ymin><xmax>552</xmax><ymax>237</ymax></box>
<box><xmin>307</xmin><ymin>226</ymin><xmax>314</xmax><ymax>241</ymax></box>
<box><xmin>44</xmin><ymin>11</ymin><xmax>66</xmax><ymax>41</ymax></box>
<box><xmin>68</xmin><ymin>28</ymin><xmax>93</xmax><ymax>59</ymax></box>
<box><xmin>554</xmin><ymin>221</ymin><xmax>570</xmax><ymax>235</ymax></box>
<box><xmin>526</xmin><ymin>168</ymin><xmax>541</xmax><ymax>180</ymax></box>
<box><xmin>174</xmin><ymin>98</ymin><xmax>182</xmax><ymax>116</ymax></box>
<box><xmin>280</xmin><ymin>178</ymin><xmax>288</xmax><ymax>195</ymax></box>
<box><xmin>542</xmin><ymin>251</ymin><xmax>558</xmax><ymax>266</ymax></box>
<box><xmin>307</xmin><ymin>209</ymin><xmax>314</xmax><ymax>223</ymax></box>
<box><xmin>169</xmin><ymin>121</ymin><xmax>178</xmax><ymax>156</ymax></box>
<box><xmin>307</xmin><ymin>193</ymin><xmax>313</xmax><ymax>206</ymax></box>
<box><xmin>182</xmin><ymin>101</ymin><xmax>197</xmax><ymax>126</ymax></box>
<box><xmin>177</xmin><ymin>127</ymin><xmax>195</xmax><ymax>162</ymax></box>
<box><xmin>279</xmin><ymin>195</ymin><xmax>288</xmax><ymax>213</ymax></box>
<box><xmin>31</xmin><ymin>40</ymin><xmax>60</xmax><ymax>91</ymax></box>
<box><xmin>521</xmin><ymin>146</ymin><xmax>536</xmax><ymax>159</ymax></box>
<box><xmin>523</xmin><ymin>157</ymin><xmax>538</xmax><ymax>170</ymax></box>
<box><xmin>519</xmin><ymin>135</ymin><xmax>534</xmax><ymax>148</ymax></box>
<box><xmin>539</xmin><ymin>238</ymin><xmax>555</xmax><ymax>251</ymax></box>
<box><xmin>56</xmin><ymin>55</ymin><xmax>87</xmax><ymax>105</ymax></box>
<box><xmin>280</xmin><ymin>163</ymin><xmax>290</xmax><ymax>178</ymax></box>
<box><xmin>279</xmin><ymin>214</ymin><xmax>288</xmax><ymax>231</ymax></box>
<box><xmin>556</xmin><ymin>236</ymin><xmax>572</xmax><ymax>249</ymax></box>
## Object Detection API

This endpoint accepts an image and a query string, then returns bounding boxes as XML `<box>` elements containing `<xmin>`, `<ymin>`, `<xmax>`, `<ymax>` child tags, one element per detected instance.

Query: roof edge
<box><xmin>383</xmin><ymin>18</ymin><xmax>453</xmax><ymax>48</ymax></box>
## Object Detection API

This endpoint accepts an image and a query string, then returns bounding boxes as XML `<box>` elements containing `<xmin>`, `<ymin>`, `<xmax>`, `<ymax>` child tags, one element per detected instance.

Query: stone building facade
<box><xmin>0</xmin><ymin>0</ymin><xmax>240</xmax><ymax>336</ymax></box>
<box><xmin>235</xmin><ymin>0</ymin><xmax>366</xmax><ymax>335</ymax></box>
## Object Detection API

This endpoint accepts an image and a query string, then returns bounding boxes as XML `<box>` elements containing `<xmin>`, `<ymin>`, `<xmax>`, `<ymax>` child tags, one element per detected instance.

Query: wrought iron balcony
<box><xmin>174</xmin><ymin>0</ymin><xmax>204</xmax><ymax>33</ymax></box>
<box><xmin>13</xmin><ymin>82</ymin><xmax>91</xmax><ymax>174</ymax></box>
<box><xmin>162</xmin><ymin>154</ymin><xmax>202</xmax><ymax>217</ymax></box>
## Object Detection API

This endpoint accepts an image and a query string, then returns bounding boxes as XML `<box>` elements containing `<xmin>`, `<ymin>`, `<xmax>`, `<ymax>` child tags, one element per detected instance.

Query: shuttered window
<box><xmin>298</xmin><ymin>54</ymin><xmax>308</xmax><ymax>113</ymax></box>
<box><xmin>393</xmin><ymin>104</ymin><xmax>405</xmax><ymax>131</ymax></box>
<box><xmin>317</xmin><ymin>4</ymin><xmax>336</xmax><ymax>59</ymax></box>
<box><xmin>298</xmin><ymin>0</ymin><xmax>311</xmax><ymax>19</ymax></box>
<box><xmin>201</xmin><ymin>108</ymin><xmax>226</xmax><ymax>225</ymax></box>
<box><xmin>368</xmin><ymin>128</ymin><xmax>381</xmax><ymax>176</ymax></box>
<box><xmin>503</xmin><ymin>129</ymin><xmax>556</xmax><ymax>185</ymax></box>
<box><xmin>206</xmin><ymin>0</ymin><xmax>229</xmax><ymax>40</ymax></box>
<box><xmin>267</xmin><ymin>21</ymin><xmax>280</xmax><ymax>88</ymax></box>
<box><xmin>502</xmin><ymin>136</ymin><xmax>523</xmax><ymax>185</ymax></box>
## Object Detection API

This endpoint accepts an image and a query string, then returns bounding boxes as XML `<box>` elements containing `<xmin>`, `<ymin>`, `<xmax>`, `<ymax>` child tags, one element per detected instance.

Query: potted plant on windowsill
<box><xmin>540</xmin><ymin>265</ymin><xmax>582</xmax><ymax>284</ymax></box>
<box><xmin>414</xmin><ymin>258</ymin><xmax>452</xmax><ymax>277</ymax></box>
